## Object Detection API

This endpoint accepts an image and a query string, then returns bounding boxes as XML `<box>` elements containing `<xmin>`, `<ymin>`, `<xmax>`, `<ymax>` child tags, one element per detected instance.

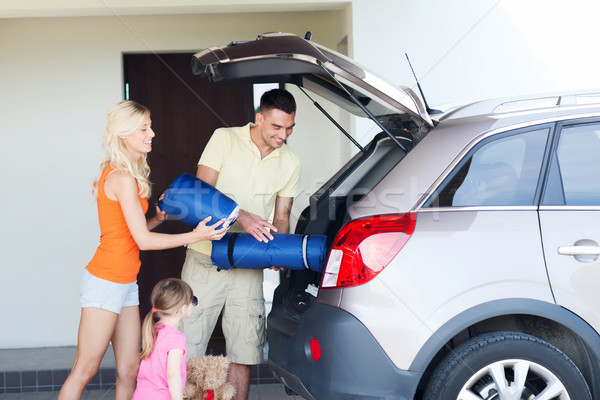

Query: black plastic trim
<box><xmin>267</xmin><ymin>303</ymin><xmax>421</xmax><ymax>400</ymax></box>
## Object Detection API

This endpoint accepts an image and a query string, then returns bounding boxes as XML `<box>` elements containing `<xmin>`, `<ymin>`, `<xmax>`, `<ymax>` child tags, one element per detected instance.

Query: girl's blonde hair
<box><xmin>93</xmin><ymin>100</ymin><xmax>152</xmax><ymax>199</ymax></box>
<box><xmin>140</xmin><ymin>278</ymin><xmax>194</xmax><ymax>359</ymax></box>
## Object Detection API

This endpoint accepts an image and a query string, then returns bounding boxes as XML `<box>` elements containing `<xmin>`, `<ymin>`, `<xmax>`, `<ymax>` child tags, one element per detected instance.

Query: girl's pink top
<box><xmin>133</xmin><ymin>323</ymin><xmax>186</xmax><ymax>400</ymax></box>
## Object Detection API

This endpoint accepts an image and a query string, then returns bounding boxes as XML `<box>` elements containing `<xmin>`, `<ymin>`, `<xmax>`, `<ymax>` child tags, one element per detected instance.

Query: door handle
<box><xmin>558</xmin><ymin>246</ymin><xmax>600</xmax><ymax>256</ymax></box>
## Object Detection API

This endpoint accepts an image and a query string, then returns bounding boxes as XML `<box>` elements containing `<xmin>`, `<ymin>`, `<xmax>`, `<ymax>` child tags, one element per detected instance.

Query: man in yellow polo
<box><xmin>181</xmin><ymin>89</ymin><xmax>301</xmax><ymax>400</ymax></box>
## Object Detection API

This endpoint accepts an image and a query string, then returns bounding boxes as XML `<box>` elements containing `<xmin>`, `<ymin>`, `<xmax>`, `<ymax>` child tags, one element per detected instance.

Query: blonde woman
<box><xmin>58</xmin><ymin>100</ymin><xmax>227</xmax><ymax>400</ymax></box>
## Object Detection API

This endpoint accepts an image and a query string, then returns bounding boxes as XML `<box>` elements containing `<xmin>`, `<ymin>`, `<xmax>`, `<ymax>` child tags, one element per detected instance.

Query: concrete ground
<box><xmin>0</xmin><ymin>346</ymin><xmax>305</xmax><ymax>400</ymax></box>
<box><xmin>2</xmin><ymin>383</ymin><xmax>302</xmax><ymax>400</ymax></box>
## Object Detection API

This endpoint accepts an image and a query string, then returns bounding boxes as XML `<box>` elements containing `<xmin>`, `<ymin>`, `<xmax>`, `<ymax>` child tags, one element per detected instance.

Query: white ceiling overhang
<box><xmin>0</xmin><ymin>0</ymin><xmax>350</xmax><ymax>18</ymax></box>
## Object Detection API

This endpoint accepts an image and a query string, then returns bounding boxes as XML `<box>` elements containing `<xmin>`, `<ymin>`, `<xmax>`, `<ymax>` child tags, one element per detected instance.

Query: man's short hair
<box><xmin>259</xmin><ymin>89</ymin><xmax>296</xmax><ymax>115</ymax></box>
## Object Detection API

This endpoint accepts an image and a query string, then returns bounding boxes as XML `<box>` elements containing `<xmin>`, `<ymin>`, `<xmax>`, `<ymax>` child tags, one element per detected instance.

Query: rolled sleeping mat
<box><xmin>158</xmin><ymin>173</ymin><xmax>239</xmax><ymax>229</ymax></box>
<box><xmin>211</xmin><ymin>233</ymin><xmax>330</xmax><ymax>272</ymax></box>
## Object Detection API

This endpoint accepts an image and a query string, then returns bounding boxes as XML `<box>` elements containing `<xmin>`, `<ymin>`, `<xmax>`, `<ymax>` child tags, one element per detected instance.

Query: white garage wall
<box><xmin>0</xmin><ymin>11</ymin><xmax>346</xmax><ymax>348</ymax></box>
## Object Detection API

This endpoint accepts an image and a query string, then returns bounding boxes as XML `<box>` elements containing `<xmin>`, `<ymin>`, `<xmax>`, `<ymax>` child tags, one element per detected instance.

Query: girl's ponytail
<box><xmin>140</xmin><ymin>309</ymin><xmax>161</xmax><ymax>359</ymax></box>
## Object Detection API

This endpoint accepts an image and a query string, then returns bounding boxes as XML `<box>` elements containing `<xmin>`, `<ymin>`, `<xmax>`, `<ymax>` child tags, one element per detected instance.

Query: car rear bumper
<box><xmin>267</xmin><ymin>302</ymin><xmax>422</xmax><ymax>400</ymax></box>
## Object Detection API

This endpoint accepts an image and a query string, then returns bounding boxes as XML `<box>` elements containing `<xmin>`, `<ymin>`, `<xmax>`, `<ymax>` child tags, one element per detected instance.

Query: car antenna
<box><xmin>405</xmin><ymin>53</ymin><xmax>442</xmax><ymax>115</ymax></box>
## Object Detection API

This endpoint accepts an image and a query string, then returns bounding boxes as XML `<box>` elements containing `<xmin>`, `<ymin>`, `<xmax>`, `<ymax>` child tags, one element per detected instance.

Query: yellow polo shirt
<box><xmin>188</xmin><ymin>123</ymin><xmax>301</xmax><ymax>256</ymax></box>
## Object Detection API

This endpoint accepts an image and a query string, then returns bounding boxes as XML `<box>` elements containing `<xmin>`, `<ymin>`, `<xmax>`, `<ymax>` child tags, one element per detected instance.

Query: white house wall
<box><xmin>351</xmin><ymin>0</ymin><xmax>600</xmax><ymax>107</ymax></box>
<box><xmin>0</xmin><ymin>11</ymin><xmax>347</xmax><ymax>348</ymax></box>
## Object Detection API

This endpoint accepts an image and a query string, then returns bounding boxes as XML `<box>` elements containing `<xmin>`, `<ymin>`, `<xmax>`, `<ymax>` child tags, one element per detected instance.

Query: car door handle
<box><xmin>557</xmin><ymin>246</ymin><xmax>600</xmax><ymax>256</ymax></box>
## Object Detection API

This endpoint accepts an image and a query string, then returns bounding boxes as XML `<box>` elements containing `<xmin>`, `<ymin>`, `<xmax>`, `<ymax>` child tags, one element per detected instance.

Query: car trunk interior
<box><xmin>271</xmin><ymin>127</ymin><xmax>422</xmax><ymax>322</ymax></box>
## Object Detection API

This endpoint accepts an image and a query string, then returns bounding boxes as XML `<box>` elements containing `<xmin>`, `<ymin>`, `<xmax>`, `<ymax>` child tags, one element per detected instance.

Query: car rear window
<box><xmin>425</xmin><ymin>127</ymin><xmax>550</xmax><ymax>207</ymax></box>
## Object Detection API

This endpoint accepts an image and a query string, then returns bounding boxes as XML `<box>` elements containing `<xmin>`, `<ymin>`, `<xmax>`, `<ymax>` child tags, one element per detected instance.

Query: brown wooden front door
<box><xmin>123</xmin><ymin>53</ymin><xmax>254</xmax><ymax>327</ymax></box>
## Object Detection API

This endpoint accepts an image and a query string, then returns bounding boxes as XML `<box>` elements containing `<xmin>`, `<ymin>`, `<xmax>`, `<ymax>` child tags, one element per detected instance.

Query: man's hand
<box><xmin>237</xmin><ymin>209</ymin><xmax>277</xmax><ymax>243</ymax></box>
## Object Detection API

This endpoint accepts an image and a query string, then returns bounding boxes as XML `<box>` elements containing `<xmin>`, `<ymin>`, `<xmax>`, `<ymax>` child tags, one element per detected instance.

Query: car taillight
<box><xmin>321</xmin><ymin>213</ymin><xmax>416</xmax><ymax>289</ymax></box>
<box><xmin>310</xmin><ymin>338</ymin><xmax>321</xmax><ymax>362</ymax></box>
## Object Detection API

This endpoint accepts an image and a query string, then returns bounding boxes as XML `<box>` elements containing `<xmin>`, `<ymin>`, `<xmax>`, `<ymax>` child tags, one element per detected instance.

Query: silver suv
<box><xmin>193</xmin><ymin>33</ymin><xmax>600</xmax><ymax>400</ymax></box>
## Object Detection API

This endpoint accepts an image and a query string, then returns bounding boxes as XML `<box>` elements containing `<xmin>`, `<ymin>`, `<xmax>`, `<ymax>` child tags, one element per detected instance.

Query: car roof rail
<box><xmin>442</xmin><ymin>89</ymin><xmax>600</xmax><ymax>120</ymax></box>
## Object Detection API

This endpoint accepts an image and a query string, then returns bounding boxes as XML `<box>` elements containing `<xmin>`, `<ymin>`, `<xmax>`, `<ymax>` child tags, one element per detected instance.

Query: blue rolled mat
<box><xmin>158</xmin><ymin>173</ymin><xmax>239</xmax><ymax>229</ymax></box>
<box><xmin>211</xmin><ymin>233</ymin><xmax>330</xmax><ymax>272</ymax></box>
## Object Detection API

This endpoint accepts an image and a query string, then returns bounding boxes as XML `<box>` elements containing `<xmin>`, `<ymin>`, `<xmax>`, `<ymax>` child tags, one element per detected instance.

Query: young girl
<box><xmin>58</xmin><ymin>100</ymin><xmax>227</xmax><ymax>400</ymax></box>
<box><xmin>133</xmin><ymin>278</ymin><xmax>195</xmax><ymax>400</ymax></box>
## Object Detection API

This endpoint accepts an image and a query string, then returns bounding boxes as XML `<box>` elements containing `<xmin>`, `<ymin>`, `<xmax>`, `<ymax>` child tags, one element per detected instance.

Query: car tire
<box><xmin>423</xmin><ymin>331</ymin><xmax>591</xmax><ymax>400</ymax></box>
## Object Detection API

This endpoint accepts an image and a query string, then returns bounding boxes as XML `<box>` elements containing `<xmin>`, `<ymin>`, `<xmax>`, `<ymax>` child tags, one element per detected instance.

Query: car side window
<box><xmin>543</xmin><ymin>122</ymin><xmax>600</xmax><ymax>206</ymax></box>
<box><xmin>426</xmin><ymin>128</ymin><xmax>549</xmax><ymax>207</ymax></box>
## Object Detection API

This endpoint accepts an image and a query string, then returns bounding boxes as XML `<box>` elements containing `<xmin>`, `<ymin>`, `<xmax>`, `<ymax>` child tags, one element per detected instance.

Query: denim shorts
<box><xmin>79</xmin><ymin>268</ymin><xmax>139</xmax><ymax>314</ymax></box>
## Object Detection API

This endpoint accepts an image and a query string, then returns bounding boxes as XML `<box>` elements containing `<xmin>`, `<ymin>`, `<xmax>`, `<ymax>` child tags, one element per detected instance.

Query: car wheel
<box><xmin>423</xmin><ymin>331</ymin><xmax>591</xmax><ymax>400</ymax></box>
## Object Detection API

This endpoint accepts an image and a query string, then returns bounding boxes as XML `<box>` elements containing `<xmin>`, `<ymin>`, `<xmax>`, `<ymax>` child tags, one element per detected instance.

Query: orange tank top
<box><xmin>87</xmin><ymin>166</ymin><xmax>149</xmax><ymax>284</ymax></box>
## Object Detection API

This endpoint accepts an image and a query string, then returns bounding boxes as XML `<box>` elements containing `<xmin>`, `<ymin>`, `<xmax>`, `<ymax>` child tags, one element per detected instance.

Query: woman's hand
<box><xmin>147</xmin><ymin>203</ymin><xmax>167</xmax><ymax>231</ymax></box>
<box><xmin>192</xmin><ymin>216</ymin><xmax>228</xmax><ymax>241</ymax></box>
<box><xmin>147</xmin><ymin>193</ymin><xmax>168</xmax><ymax>230</ymax></box>
<box><xmin>154</xmin><ymin>203</ymin><xmax>167</xmax><ymax>222</ymax></box>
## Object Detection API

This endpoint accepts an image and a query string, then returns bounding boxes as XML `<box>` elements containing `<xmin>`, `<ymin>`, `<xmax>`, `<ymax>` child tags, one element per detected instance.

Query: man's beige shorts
<box><xmin>181</xmin><ymin>249</ymin><xmax>266</xmax><ymax>365</ymax></box>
